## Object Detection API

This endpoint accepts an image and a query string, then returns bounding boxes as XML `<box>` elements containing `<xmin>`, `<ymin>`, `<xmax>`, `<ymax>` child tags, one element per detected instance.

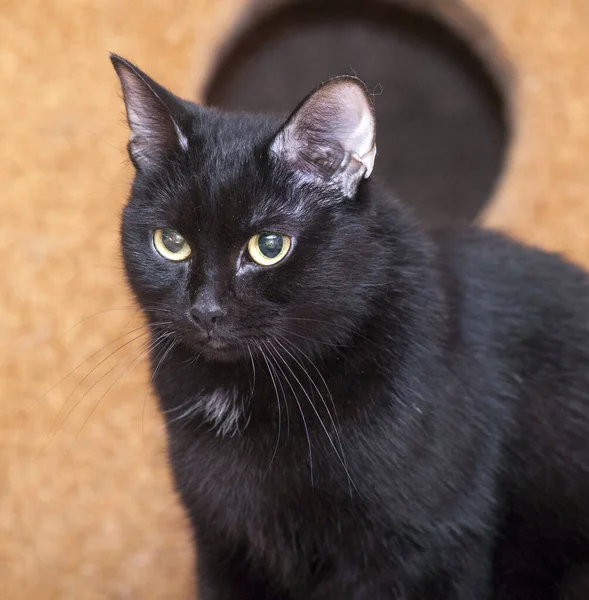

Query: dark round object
<box><xmin>161</xmin><ymin>228</ymin><xmax>187</xmax><ymax>254</ymax></box>
<box><xmin>258</xmin><ymin>233</ymin><xmax>284</xmax><ymax>259</ymax></box>
<box><xmin>204</xmin><ymin>1</ymin><xmax>509</xmax><ymax>228</ymax></box>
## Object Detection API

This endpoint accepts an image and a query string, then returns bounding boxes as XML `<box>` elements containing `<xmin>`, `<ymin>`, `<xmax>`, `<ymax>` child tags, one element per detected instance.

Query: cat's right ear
<box><xmin>110</xmin><ymin>54</ymin><xmax>189</xmax><ymax>172</ymax></box>
<box><xmin>269</xmin><ymin>76</ymin><xmax>376</xmax><ymax>198</ymax></box>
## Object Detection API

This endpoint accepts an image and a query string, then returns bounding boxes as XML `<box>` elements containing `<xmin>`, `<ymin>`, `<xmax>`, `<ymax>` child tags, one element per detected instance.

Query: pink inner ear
<box><xmin>271</xmin><ymin>77</ymin><xmax>376</xmax><ymax>193</ymax></box>
<box><xmin>297</xmin><ymin>81</ymin><xmax>376</xmax><ymax>158</ymax></box>
<box><xmin>113</xmin><ymin>57</ymin><xmax>188</xmax><ymax>168</ymax></box>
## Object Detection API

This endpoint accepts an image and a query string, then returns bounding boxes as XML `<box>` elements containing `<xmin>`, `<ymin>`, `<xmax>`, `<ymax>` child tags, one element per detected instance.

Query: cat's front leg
<box><xmin>305</xmin><ymin>576</ymin><xmax>405</xmax><ymax>600</ymax></box>
<box><xmin>196</xmin><ymin>550</ymin><xmax>273</xmax><ymax>600</ymax></box>
<box><xmin>400</xmin><ymin>543</ymin><xmax>493</xmax><ymax>600</ymax></box>
<box><xmin>307</xmin><ymin>542</ymin><xmax>492</xmax><ymax>600</ymax></box>
<box><xmin>308</xmin><ymin>571</ymin><xmax>491</xmax><ymax>600</ymax></box>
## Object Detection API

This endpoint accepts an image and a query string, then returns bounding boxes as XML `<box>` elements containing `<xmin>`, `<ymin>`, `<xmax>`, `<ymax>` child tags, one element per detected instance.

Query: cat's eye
<box><xmin>247</xmin><ymin>232</ymin><xmax>291</xmax><ymax>266</ymax></box>
<box><xmin>153</xmin><ymin>228</ymin><xmax>192</xmax><ymax>261</ymax></box>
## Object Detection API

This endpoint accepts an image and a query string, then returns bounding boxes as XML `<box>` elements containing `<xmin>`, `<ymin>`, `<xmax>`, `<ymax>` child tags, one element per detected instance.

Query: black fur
<box><xmin>112</xmin><ymin>55</ymin><xmax>589</xmax><ymax>599</ymax></box>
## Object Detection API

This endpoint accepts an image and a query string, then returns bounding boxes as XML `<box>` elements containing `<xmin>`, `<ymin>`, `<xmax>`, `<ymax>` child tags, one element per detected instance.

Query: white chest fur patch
<box><xmin>198</xmin><ymin>388</ymin><xmax>243</xmax><ymax>437</ymax></box>
<box><xmin>169</xmin><ymin>387</ymin><xmax>243</xmax><ymax>437</ymax></box>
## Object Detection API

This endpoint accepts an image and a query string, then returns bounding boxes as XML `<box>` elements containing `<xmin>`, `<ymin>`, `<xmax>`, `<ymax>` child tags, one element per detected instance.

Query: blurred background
<box><xmin>1</xmin><ymin>0</ymin><xmax>588</xmax><ymax>598</ymax></box>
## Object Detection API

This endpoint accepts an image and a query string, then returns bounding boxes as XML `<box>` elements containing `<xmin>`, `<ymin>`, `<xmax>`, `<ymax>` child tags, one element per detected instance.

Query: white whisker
<box><xmin>268</xmin><ymin>340</ymin><xmax>356</xmax><ymax>495</ymax></box>
<box><xmin>264</xmin><ymin>341</ymin><xmax>314</xmax><ymax>487</ymax></box>
<box><xmin>274</xmin><ymin>335</ymin><xmax>355</xmax><ymax>497</ymax></box>
<box><xmin>62</xmin><ymin>332</ymin><xmax>172</xmax><ymax>461</ymax></box>
<box><xmin>258</xmin><ymin>343</ymin><xmax>283</xmax><ymax>472</ymax></box>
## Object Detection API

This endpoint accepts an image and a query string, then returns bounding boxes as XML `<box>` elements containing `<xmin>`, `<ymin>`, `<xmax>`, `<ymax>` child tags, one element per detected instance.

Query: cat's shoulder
<box><xmin>427</xmin><ymin>226</ymin><xmax>589</xmax><ymax>357</ymax></box>
<box><xmin>431</xmin><ymin>226</ymin><xmax>589</xmax><ymax>292</ymax></box>
<box><xmin>428</xmin><ymin>225</ymin><xmax>589</xmax><ymax>339</ymax></box>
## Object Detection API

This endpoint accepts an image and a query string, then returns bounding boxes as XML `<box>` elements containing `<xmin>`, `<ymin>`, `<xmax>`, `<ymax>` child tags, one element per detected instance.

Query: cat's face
<box><xmin>113</xmin><ymin>55</ymin><xmax>383</xmax><ymax>362</ymax></box>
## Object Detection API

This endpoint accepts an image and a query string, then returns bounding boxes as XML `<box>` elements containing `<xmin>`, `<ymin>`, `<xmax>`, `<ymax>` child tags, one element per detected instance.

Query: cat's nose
<box><xmin>190</xmin><ymin>303</ymin><xmax>225</xmax><ymax>333</ymax></box>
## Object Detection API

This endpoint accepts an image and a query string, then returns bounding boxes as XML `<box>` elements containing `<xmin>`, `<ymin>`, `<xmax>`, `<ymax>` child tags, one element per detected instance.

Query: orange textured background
<box><xmin>1</xmin><ymin>0</ymin><xmax>588</xmax><ymax>598</ymax></box>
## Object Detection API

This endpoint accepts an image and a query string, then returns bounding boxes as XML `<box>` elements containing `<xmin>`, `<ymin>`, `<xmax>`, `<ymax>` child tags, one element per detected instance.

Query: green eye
<box><xmin>153</xmin><ymin>228</ymin><xmax>192</xmax><ymax>261</ymax></box>
<box><xmin>248</xmin><ymin>232</ymin><xmax>291</xmax><ymax>266</ymax></box>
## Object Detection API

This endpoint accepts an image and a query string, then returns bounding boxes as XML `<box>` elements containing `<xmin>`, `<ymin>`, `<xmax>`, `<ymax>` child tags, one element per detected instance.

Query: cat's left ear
<box><xmin>110</xmin><ymin>54</ymin><xmax>189</xmax><ymax>172</ymax></box>
<box><xmin>270</xmin><ymin>76</ymin><xmax>376</xmax><ymax>198</ymax></box>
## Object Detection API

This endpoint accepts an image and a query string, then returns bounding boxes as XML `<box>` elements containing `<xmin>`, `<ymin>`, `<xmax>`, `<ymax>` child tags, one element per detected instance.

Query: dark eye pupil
<box><xmin>162</xmin><ymin>228</ymin><xmax>185</xmax><ymax>253</ymax></box>
<box><xmin>258</xmin><ymin>233</ymin><xmax>283</xmax><ymax>258</ymax></box>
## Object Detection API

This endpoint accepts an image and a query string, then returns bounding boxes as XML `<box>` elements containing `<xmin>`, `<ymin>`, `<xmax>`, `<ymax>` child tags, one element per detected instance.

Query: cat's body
<box><xmin>436</xmin><ymin>230</ymin><xmax>589</xmax><ymax>599</ymax></box>
<box><xmin>111</xmin><ymin>55</ymin><xmax>589</xmax><ymax>599</ymax></box>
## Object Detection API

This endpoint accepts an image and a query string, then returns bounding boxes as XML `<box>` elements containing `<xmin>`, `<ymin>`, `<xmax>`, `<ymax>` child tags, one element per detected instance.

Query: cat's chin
<box><xmin>201</xmin><ymin>345</ymin><xmax>242</xmax><ymax>362</ymax></box>
<box><xmin>185</xmin><ymin>338</ymin><xmax>244</xmax><ymax>363</ymax></box>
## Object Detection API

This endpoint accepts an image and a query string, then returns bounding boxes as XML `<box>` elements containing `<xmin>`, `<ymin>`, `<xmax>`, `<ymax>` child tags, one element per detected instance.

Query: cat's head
<box><xmin>112</xmin><ymin>55</ymin><xmax>392</xmax><ymax>363</ymax></box>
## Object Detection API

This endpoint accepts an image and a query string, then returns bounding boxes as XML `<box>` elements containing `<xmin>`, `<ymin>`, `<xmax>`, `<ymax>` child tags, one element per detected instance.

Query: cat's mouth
<box><xmin>178</xmin><ymin>322</ymin><xmax>249</xmax><ymax>362</ymax></box>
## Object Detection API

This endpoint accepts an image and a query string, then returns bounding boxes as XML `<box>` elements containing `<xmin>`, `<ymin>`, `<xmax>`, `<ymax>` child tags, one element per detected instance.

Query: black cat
<box><xmin>111</xmin><ymin>54</ymin><xmax>589</xmax><ymax>599</ymax></box>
